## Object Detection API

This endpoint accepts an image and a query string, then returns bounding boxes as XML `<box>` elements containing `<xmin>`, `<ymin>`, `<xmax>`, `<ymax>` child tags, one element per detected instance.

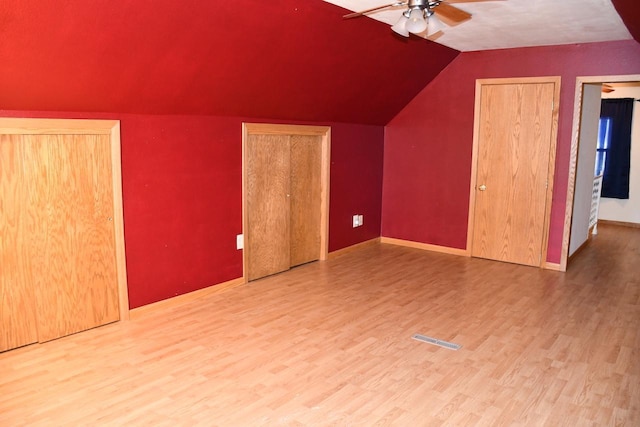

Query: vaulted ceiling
<box><xmin>0</xmin><ymin>0</ymin><xmax>638</xmax><ymax>125</ymax></box>
<box><xmin>329</xmin><ymin>0</ymin><xmax>635</xmax><ymax>52</ymax></box>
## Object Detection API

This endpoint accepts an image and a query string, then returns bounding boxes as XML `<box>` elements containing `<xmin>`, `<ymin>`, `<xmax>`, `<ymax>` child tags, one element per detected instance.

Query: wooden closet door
<box><xmin>36</xmin><ymin>134</ymin><xmax>120</xmax><ymax>342</ymax></box>
<box><xmin>1</xmin><ymin>133</ymin><xmax>118</xmax><ymax>348</ymax></box>
<box><xmin>289</xmin><ymin>134</ymin><xmax>322</xmax><ymax>267</ymax></box>
<box><xmin>471</xmin><ymin>82</ymin><xmax>555</xmax><ymax>266</ymax></box>
<box><xmin>0</xmin><ymin>135</ymin><xmax>40</xmax><ymax>351</ymax></box>
<box><xmin>246</xmin><ymin>134</ymin><xmax>291</xmax><ymax>281</ymax></box>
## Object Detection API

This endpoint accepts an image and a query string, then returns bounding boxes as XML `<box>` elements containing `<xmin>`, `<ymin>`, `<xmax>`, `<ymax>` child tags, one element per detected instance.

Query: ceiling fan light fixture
<box><xmin>391</xmin><ymin>13</ymin><xmax>410</xmax><ymax>37</ymax></box>
<box><xmin>426</xmin><ymin>12</ymin><xmax>445</xmax><ymax>36</ymax></box>
<box><xmin>406</xmin><ymin>8</ymin><xmax>428</xmax><ymax>34</ymax></box>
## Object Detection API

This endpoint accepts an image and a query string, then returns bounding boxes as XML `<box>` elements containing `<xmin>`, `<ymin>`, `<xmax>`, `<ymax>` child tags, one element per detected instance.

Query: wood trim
<box><xmin>474</xmin><ymin>76</ymin><xmax>561</xmax><ymax>86</ymax></box>
<box><xmin>328</xmin><ymin>238</ymin><xmax>380</xmax><ymax>259</ymax></box>
<box><xmin>241</xmin><ymin>124</ymin><xmax>248</xmax><ymax>282</ymax></box>
<box><xmin>129</xmin><ymin>277</ymin><xmax>244</xmax><ymax>320</ymax></box>
<box><xmin>242</xmin><ymin>123</ymin><xmax>331</xmax><ymax>281</ymax></box>
<box><xmin>539</xmin><ymin>76</ymin><xmax>562</xmax><ymax>268</ymax></box>
<box><xmin>0</xmin><ymin>118</ymin><xmax>116</xmax><ymax>134</ymax></box>
<box><xmin>109</xmin><ymin>122</ymin><xmax>130</xmax><ymax>321</ymax></box>
<box><xmin>319</xmin><ymin>129</ymin><xmax>331</xmax><ymax>261</ymax></box>
<box><xmin>561</xmin><ymin>74</ymin><xmax>640</xmax><ymax>271</ymax></box>
<box><xmin>597</xmin><ymin>219</ymin><xmax>640</xmax><ymax>229</ymax></box>
<box><xmin>543</xmin><ymin>262</ymin><xmax>562</xmax><ymax>271</ymax></box>
<box><xmin>468</xmin><ymin>77</ymin><xmax>561</xmax><ymax>269</ymax></box>
<box><xmin>466</xmin><ymin>80</ymin><xmax>483</xmax><ymax>254</ymax></box>
<box><xmin>0</xmin><ymin>117</ymin><xmax>130</xmax><ymax>321</ymax></box>
<box><xmin>241</xmin><ymin>123</ymin><xmax>330</xmax><ymax>136</ymax></box>
<box><xmin>561</xmin><ymin>78</ymin><xmax>587</xmax><ymax>272</ymax></box>
<box><xmin>380</xmin><ymin>237</ymin><xmax>469</xmax><ymax>257</ymax></box>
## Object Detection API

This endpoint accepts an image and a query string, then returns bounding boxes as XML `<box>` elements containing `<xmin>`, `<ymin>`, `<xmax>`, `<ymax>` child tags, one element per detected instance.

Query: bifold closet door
<box><xmin>0</xmin><ymin>135</ymin><xmax>39</xmax><ymax>351</ymax></box>
<box><xmin>246</xmin><ymin>134</ymin><xmax>291</xmax><ymax>281</ymax></box>
<box><xmin>245</xmin><ymin>133</ymin><xmax>322</xmax><ymax>281</ymax></box>
<box><xmin>36</xmin><ymin>134</ymin><xmax>119</xmax><ymax>342</ymax></box>
<box><xmin>289</xmin><ymin>134</ymin><xmax>322</xmax><ymax>267</ymax></box>
<box><xmin>0</xmin><ymin>133</ymin><xmax>120</xmax><ymax>350</ymax></box>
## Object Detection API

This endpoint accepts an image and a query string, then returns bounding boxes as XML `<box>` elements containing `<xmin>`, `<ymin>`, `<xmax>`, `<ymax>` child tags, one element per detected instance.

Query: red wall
<box><xmin>0</xmin><ymin>0</ymin><xmax>458</xmax><ymax>125</ymax></box>
<box><xmin>1</xmin><ymin>111</ymin><xmax>383</xmax><ymax>308</ymax></box>
<box><xmin>328</xmin><ymin>123</ymin><xmax>384</xmax><ymax>251</ymax></box>
<box><xmin>120</xmin><ymin>115</ymin><xmax>243</xmax><ymax>308</ymax></box>
<box><xmin>382</xmin><ymin>40</ymin><xmax>640</xmax><ymax>263</ymax></box>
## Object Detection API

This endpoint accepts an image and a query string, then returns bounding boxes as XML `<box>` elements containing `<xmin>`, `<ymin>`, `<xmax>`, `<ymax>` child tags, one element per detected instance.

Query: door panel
<box><xmin>1</xmin><ymin>133</ymin><xmax>120</xmax><ymax>349</ymax></box>
<box><xmin>472</xmin><ymin>83</ymin><xmax>555</xmax><ymax>266</ymax></box>
<box><xmin>246</xmin><ymin>134</ymin><xmax>291</xmax><ymax>281</ymax></box>
<box><xmin>290</xmin><ymin>135</ymin><xmax>322</xmax><ymax>267</ymax></box>
<box><xmin>0</xmin><ymin>135</ymin><xmax>39</xmax><ymax>351</ymax></box>
<box><xmin>36</xmin><ymin>134</ymin><xmax>120</xmax><ymax>342</ymax></box>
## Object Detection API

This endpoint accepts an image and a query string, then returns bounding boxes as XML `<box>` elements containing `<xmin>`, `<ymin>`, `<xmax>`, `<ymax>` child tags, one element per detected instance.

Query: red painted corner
<box><xmin>382</xmin><ymin>40</ymin><xmax>640</xmax><ymax>264</ymax></box>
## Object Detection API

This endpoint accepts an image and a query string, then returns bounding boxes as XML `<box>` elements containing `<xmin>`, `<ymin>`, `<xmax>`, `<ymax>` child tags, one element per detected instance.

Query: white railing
<box><xmin>589</xmin><ymin>174</ymin><xmax>604</xmax><ymax>235</ymax></box>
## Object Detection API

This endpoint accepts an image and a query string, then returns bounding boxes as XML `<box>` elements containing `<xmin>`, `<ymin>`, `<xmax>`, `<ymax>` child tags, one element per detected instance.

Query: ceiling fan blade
<box><xmin>434</xmin><ymin>2</ymin><xmax>472</xmax><ymax>27</ymax></box>
<box><xmin>426</xmin><ymin>30</ymin><xmax>445</xmax><ymax>41</ymax></box>
<box><xmin>343</xmin><ymin>2</ymin><xmax>407</xmax><ymax>19</ymax></box>
<box><xmin>602</xmin><ymin>84</ymin><xmax>615</xmax><ymax>93</ymax></box>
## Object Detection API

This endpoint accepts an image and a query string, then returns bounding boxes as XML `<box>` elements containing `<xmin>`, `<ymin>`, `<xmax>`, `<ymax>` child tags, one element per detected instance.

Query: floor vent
<box><xmin>411</xmin><ymin>333</ymin><xmax>461</xmax><ymax>350</ymax></box>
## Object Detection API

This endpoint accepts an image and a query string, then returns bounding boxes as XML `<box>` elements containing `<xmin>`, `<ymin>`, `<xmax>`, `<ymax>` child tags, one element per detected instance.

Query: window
<box><xmin>594</xmin><ymin>117</ymin><xmax>611</xmax><ymax>176</ymax></box>
<box><xmin>599</xmin><ymin>98</ymin><xmax>634</xmax><ymax>199</ymax></box>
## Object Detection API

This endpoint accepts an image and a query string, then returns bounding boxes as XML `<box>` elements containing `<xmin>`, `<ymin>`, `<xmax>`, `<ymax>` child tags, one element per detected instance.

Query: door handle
<box><xmin>478</xmin><ymin>184</ymin><xmax>487</xmax><ymax>191</ymax></box>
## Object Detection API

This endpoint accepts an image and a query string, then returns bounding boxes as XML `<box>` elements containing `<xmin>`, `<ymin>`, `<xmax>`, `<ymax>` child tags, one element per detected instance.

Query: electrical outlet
<box><xmin>352</xmin><ymin>215</ymin><xmax>359</xmax><ymax>228</ymax></box>
<box><xmin>236</xmin><ymin>234</ymin><xmax>244</xmax><ymax>250</ymax></box>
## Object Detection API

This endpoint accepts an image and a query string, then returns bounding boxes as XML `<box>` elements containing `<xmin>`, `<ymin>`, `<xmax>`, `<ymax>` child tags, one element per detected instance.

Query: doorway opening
<box><xmin>562</xmin><ymin>74</ymin><xmax>640</xmax><ymax>271</ymax></box>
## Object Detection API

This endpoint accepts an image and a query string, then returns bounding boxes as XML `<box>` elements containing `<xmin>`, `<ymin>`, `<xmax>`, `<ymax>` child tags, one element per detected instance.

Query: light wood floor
<box><xmin>1</xmin><ymin>224</ymin><xmax>639</xmax><ymax>426</ymax></box>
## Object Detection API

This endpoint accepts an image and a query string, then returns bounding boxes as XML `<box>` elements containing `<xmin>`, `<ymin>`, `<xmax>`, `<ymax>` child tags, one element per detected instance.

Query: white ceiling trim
<box><xmin>326</xmin><ymin>0</ymin><xmax>633</xmax><ymax>51</ymax></box>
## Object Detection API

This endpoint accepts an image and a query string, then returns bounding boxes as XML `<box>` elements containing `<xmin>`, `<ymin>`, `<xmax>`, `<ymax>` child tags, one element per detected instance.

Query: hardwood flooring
<box><xmin>1</xmin><ymin>224</ymin><xmax>639</xmax><ymax>426</ymax></box>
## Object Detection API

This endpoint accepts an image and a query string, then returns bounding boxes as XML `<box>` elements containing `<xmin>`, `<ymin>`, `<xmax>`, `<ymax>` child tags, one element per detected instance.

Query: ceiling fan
<box><xmin>343</xmin><ymin>0</ymin><xmax>501</xmax><ymax>40</ymax></box>
<box><xmin>602</xmin><ymin>84</ymin><xmax>615</xmax><ymax>93</ymax></box>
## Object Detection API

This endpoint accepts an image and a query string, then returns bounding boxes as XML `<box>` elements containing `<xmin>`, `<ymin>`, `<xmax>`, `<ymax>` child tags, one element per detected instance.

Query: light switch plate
<box><xmin>236</xmin><ymin>234</ymin><xmax>244</xmax><ymax>250</ymax></box>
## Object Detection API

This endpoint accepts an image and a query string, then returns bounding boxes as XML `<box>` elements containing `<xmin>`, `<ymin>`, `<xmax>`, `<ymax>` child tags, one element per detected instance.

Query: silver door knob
<box><xmin>478</xmin><ymin>184</ymin><xmax>487</xmax><ymax>191</ymax></box>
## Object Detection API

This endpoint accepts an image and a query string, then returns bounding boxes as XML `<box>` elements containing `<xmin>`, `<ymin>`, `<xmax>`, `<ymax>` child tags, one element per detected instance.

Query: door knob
<box><xmin>478</xmin><ymin>184</ymin><xmax>487</xmax><ymax>191</ymax></box>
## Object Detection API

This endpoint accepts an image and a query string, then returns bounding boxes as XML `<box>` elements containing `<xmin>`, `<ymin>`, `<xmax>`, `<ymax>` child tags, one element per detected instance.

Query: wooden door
<box><xmin>245</xmin><ymin>129</ymin><xmax>324</xmax><ymax>281</ymax></box>
<box><xmin>471</xmin><ymin>82</ymin><xmax>556</xmax><ymax>266</ymax></box>
<box><xmin>246</xmin><ymin>134</ymin><xmax>291</xmax><ymax>281</ymax></box>
<box><xmin>0</xmin><ymin>132</ymin><xmax>120</xmax><ymax>350</ymax></box>
<box><xmin>289</xmin><ymin>134</ymin><xmax>322</xmax><ymax>267</ymax></box>
<box><xmin>36</xmin><ymin>134</ymin><xmax>120</xmax><ymax>342</ymax></box>
<box><xmin>0</xmin><ymin>135</ymin><xmax>39</xmax><ymax>351</ymax></box>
